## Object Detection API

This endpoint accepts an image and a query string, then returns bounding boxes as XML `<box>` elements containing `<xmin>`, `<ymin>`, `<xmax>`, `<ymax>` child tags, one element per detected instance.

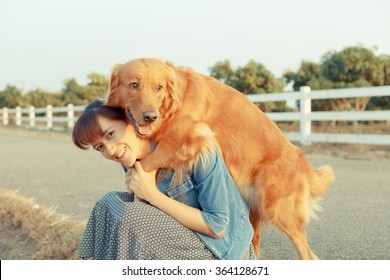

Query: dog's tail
<box><xmin>310</xmin><ymin>165</ymin><xmax>335</xmax><ymax>199</ymax></box>
<box><xmin>307</xmin><ymin>164</ymin><xmax>334</xmax><ymax>220</ymax></box>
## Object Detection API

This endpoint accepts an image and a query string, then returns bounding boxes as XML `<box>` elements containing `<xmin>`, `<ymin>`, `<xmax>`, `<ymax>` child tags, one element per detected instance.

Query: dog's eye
<box><xmin>156</xmin><ymin>85</ymin><xmax>163</xmax><ymax>91</ymax></box>
<box><xmin>129</xmin><ymin>83</ymin><xmax>138</xmax><ymax>89</ymax></box>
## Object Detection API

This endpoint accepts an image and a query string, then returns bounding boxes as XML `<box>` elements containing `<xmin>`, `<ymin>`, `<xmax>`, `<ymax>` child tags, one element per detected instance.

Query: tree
<box><xmin>209</xmin><ymin>60</ymin><xmax>285</xmax><ymax>111</ymax></box>
<box><xmin>285</xmin><ymin>45</ymin><xmax>390</xmax><ymax>116</ymax></box>
<box><xmin>284</xmin><ymin>61</ymin><xmax>334</xmax><ymax>112</ymax></box>
<box><xmin>210</xmin><ymin>60</ymin><xmax>282</xmax><ymax>94</ymax></box>
<box><xmin>85</xmin><ymin>73</ymin><xmax>109</xmax><ymax>101</ymax></box>
<box><xmin>321</xmin><ymin>46</ymin><xmax>382</xmax><ymax>87</ymax></box>
<box><xmin>208</xmin><ymin>60</ymin><xmax>235</xmax><ymax>86</ymax></box>
<box><xmin>0</xmin><ymin>72</ymin><xmax>109</xmax><ymax>109</ymax></box>
<box><xmin>320</xmin><ymin>46</ymin><xmax>378</xmax><ymax>117</ymax></box>
<box><xmin>59</xmin><ymin>73</ymin><xmax>108</xmax><ymax>106</ymax></box>
<box><xmin>377</xmin><ymin>54</ymin><xmax>390</xmax><ymax>86</ymax></box>
<box><xmin>232</xmin><ymin>60</ymin><xmax>283</xmax><ymax>94</ymax></box>
<box><xmin>60</xmin><ymin>78</ymin><xmax>85</xmax><ymax>105</ymax></box>
<box><xmin>284</xmin><ymin>61</ymin><xmax>333</xmax><ymax>91</ymax></box>
<box><xmin>0</xmin><ymin>85</ymin><xmax>26</xmax><ymax>108</ymax></box>
<box><xmin>24</xmin><ymin>88</ymin><xmax>62</xmax><ymax>108</ymax></box>
<box><xmin>368</xmin><ymin>55</ymin><xmax>390</xmax><ymax>110</ymax></box>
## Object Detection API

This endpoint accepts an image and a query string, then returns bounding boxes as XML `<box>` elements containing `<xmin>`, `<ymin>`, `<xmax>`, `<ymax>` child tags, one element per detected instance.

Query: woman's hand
<box><xmin>125</xmin><ymin>161</ymin><xmax>158</xmax><ymax>203</ymax></box>
<box><xmin>126</xmin><ymin>162</ymin><xmax>223</xmax><ymax>238</ymax></box>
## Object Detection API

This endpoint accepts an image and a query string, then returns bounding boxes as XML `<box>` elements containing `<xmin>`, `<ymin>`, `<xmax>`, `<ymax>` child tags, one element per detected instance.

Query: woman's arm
<box><xmin>149</xmin><ymin>191</ymin><xmax>224</xmax><ymax>238</ymax></box>
<box><xmin>126</xmin><ymin>162</ymin><xmax>223</xmax><ymax>238</ymax></box>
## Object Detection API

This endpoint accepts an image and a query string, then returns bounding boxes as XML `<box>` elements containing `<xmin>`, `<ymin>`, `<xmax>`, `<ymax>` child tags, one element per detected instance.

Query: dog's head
<box><xmin>105</xmin><ymin>58</ymin><xmax>184</xmax><ymax>137</ymax></box>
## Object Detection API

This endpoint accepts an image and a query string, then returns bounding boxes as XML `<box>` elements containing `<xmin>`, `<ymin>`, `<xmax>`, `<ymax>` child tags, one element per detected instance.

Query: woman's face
<box><xmin>91</xmin><ymin>116</ymin><xmax>142</xmax><ymax>168</ymax></box>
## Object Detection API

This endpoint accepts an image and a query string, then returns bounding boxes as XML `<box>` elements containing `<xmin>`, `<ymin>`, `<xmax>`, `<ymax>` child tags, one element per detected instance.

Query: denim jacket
<box><xmin>156</xmin><ymin>147</ymin><xmax>253</xmax><ymax>260</ymax></box>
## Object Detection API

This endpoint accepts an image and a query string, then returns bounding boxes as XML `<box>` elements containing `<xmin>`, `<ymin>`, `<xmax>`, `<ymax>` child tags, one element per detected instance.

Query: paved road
<box><xmin>0</xmin><ymin>128</ymin><xmax>389</xmax><ymax>260</ymax></box>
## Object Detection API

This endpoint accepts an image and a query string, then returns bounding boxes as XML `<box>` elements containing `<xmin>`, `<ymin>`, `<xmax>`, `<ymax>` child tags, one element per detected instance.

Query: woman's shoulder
<box><xmin>192</xmin><ymin>145</ymin><xmax>224</xmax><ymax>184</ymax></box>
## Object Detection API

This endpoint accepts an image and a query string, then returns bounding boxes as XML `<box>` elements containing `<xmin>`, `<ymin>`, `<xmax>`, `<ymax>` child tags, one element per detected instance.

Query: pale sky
<box><xmin>1</xmin><ymin>0</ymin><xmax>389</xmax><ymax>92</ymax></box>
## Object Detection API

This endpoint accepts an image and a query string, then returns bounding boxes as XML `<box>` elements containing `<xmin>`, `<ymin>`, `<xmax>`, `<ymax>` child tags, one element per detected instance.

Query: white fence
<box><xmin>1</xmin><ymin>86</ymin><xmax>390</xmax><ymax>145</ymax></box>
<box><xmin>0</xmin><ymin>104</ymin><xmax>86</xmax><ymax>132</ymax></box>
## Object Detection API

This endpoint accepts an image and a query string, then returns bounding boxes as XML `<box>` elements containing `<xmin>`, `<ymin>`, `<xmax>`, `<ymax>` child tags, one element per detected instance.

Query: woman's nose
<box><xmin>105</xmin><ymin>144</ymin><xmax>116</xmax><ymax>156</ymax></box>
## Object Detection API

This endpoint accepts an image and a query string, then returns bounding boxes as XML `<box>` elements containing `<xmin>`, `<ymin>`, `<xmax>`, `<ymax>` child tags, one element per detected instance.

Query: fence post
<box><xmin>67</xmin><ymin>104</ymin><xmax>74</xmax><ymax>129</ymax></box>
<box><xmin>300</xmin><ymin>86</ymin><xmax>311</xmax><ymax>146</ymax></box>
<box><xmin>29</xmin><ymin>106</ymin><xmax>35</xmax><ymax>127</ymax></box>
<box><xmin>2</xmin><ymin>107</ymin><xmax>9</xmax><ymax>125</ymax></box>
<box><xmin>16</xmin><ymin>106</ymin><xmax>22</xmax><ymax>126</ymax></box>
<box><xmin>46</xmin><ymin>105</ymin><xmax>53</xmax><ymax>129</ymax></box>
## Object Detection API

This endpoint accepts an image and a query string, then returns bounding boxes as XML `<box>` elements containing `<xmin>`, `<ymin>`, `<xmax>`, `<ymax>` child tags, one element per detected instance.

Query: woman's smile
<box><xmin>116</xmin><ymin>146</ymin><xmax>126</xmax><ymax>160</ymax></box>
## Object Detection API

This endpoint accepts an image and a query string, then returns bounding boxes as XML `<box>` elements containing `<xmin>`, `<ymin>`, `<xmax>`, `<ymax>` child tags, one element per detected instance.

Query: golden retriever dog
<box><xmin>106</xmin><ymin>58</ymin><xmax>335</xmax><ymax>260</ymax></box>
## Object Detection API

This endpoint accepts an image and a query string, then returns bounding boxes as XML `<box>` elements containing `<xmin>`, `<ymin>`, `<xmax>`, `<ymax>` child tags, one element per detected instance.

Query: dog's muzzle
<box><xmin>142</xmin><ymin>110</ymin><xmax>158</xmax><ymax>123</ymax></box>
<box><xmin>127</xmin><ymin>109</ymin><xmax>155</xmax><ymax>137</ymax></box>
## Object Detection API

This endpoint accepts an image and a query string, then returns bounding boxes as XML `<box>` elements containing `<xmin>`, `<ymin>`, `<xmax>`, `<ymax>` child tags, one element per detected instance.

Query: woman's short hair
<box><xmin>72</xmin><ymin>100</ymin><xmax>129</xmax><ymax>150</ymax></box>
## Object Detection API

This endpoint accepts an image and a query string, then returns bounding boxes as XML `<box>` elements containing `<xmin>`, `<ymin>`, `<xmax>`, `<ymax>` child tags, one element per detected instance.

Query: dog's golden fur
<box><xmin>106</xmin><ymin>58</ymin><xmax>335</xmax><ymax>259</ymax></box>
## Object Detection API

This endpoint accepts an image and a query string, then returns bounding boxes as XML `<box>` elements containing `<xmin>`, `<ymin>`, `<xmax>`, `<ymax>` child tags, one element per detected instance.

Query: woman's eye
<box><xmin>107</xmin><ymin>131</ymin><xmax>114</xmax><ymax>138</ymax></box>
<box><xmin>156</xmin><ymin>85</ymin><xmax>163</xmax><ymax>91</ymax></box>
<box><xmin>96</xmin><ymin>145</ymin><xmax>103</xmax><ymax>151</ymax></box>
<box><xmin>129</xmin><ymin>82</ymin><xmax>138</xmax><ymax>89</ymax></box>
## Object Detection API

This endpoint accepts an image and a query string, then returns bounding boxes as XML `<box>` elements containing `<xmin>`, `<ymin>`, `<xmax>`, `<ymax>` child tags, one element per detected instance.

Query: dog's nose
<box><xmin>142</xmin><ymin>111</ymin><xmax>158</xmax><ymax>123</ymax></box>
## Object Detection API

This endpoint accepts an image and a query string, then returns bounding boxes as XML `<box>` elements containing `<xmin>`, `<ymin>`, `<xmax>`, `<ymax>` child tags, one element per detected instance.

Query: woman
<box><xmin>72</xmin><ymin>100</ymin><xmax>255</xmax><ymax>260</ymax></box>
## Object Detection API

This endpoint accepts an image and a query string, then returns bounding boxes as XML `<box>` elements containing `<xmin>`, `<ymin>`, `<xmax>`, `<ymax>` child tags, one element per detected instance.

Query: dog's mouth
<box><xmin>127</xmin><ymin>110</ymin><xmax>154</xmax><ymax>137</ymax></box>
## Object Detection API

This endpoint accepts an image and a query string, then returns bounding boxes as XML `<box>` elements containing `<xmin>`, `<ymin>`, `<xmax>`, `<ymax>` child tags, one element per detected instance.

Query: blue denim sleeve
<box><xmin>192</xmin><ymin>148</ymin><xmax>230</xmax><ymax>235</ymax></box>
<box><xmin>121</xmin><ymin>164</ymin><xmax>128</xmax><ymax>173</ymax></box>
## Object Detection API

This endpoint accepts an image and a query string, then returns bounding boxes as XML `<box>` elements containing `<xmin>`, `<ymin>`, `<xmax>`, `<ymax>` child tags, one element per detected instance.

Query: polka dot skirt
<box><xmin>78</xmin><ymin>192</ymin><xmax>256</xmax><ymax>260</ymax></box>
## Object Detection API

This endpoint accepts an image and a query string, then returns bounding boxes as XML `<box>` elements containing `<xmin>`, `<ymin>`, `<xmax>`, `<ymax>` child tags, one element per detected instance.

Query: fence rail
<box><xmin>1</xmin><ymin>86</ymin><xmax>390</xmax><ymax>145</ymax></box>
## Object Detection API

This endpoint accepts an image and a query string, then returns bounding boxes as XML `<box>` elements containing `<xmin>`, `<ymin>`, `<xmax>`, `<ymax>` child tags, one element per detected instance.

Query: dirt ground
<box><xmin>0</xmin><ymin>223</ymin><xmax>39</xmax><ymax>260</ymax></box>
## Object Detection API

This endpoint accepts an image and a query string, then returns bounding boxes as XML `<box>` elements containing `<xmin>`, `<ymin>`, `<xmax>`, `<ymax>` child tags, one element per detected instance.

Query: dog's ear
<box><xmin>165</xmin><ymin>62</ymin><xmax>185</xmax><ymax>115</ymax></box>
<box><xmin>105</xmin><ymin>64</ymin><xmax>122</xmax><ymax>106</ymax></box>
<box><xmin>110</xmin><ymin>64</ymin><xmax>122</xmax><ymax>90</ymax></box>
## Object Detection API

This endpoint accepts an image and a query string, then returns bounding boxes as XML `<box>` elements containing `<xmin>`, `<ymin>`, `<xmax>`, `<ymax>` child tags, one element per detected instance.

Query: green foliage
<box><xmin>286</xmin><ymin>46</ymin><xmax>389</xmax><ymax>90</ymax></box>
<box><xmin>86</xmin><ymin>73</ymin><xmax>109</xmax><ymax>97</ymax></box>
<box><xmin>376</xmin><ymin>54</ymin><xmax>390</xmax><ymax>86</ymax></box>
<box><xmin>60</xmin><ymin>73</ymin><xmax>108</xmax><ymax>106</ymax></box>
<box><xmin>284</xmin><ymin>61</ymin><xmax>334</xmax><ymax>91</ymax></box>
<box><xmin>0</xmin><ymin>73</ymin><xmax>108</xmax><ymax>108</ymax></box>
<box><xmin>209</xmin><ymin>60</ymin><xmax>285</xmax><ymax>112</ymax></box>
<box><xmin>320</xmin><ymin>46</ymin><xmax>380</xmax><ymax>86</ymax></box>
<box><xmin>284</xmin><ymin>45</ymin><xmax>390</xmax><ymax>111</ymax></box>
<box><xmin>209</xmin><ymin>60</ymin><xmax>283</xmax><ymax>94</ymax></box>
<box><xmin>0</xmin><ymin>85</ymin><xmax>26</xmax><ymax>108</ymax></box>
<box><xmin>24</xmin><ymin>89</ymin><xmax>62</xmax><ymax>108</ymax></box>
<box><xmin>208</xmin><ymin>60</ymin><xmax>235</xmax><ymax>85</ymax></box>
<box><xmin>1</xmin><ymin>47</ymin><xmax>389</xmax><ymax>112</ymax></box>
<box><xmin>234</xmin><ymin>60</ymin><xmax>284</xmax><ymax>94</ymax></box>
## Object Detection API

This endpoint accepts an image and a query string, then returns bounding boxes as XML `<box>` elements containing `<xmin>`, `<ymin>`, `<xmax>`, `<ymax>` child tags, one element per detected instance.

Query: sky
<box><xmin>1</xmin><ymin>0</ymin><xmax>389</xmax><ymax>92</ymax></box>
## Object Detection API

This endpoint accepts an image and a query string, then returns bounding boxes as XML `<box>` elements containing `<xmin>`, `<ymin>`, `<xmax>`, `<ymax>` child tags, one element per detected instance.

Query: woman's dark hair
<box><xmin>72</xmin><ymin>100</ymin><xmax>129</xmax><ymax>150</ymax></box>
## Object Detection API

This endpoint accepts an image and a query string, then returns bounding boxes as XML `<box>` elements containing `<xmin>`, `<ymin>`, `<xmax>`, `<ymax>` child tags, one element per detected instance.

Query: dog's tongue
<box><xmin>138</xmin><ymin>125</ymin><xmax>153</xmax><ymax>136</ymax></box>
